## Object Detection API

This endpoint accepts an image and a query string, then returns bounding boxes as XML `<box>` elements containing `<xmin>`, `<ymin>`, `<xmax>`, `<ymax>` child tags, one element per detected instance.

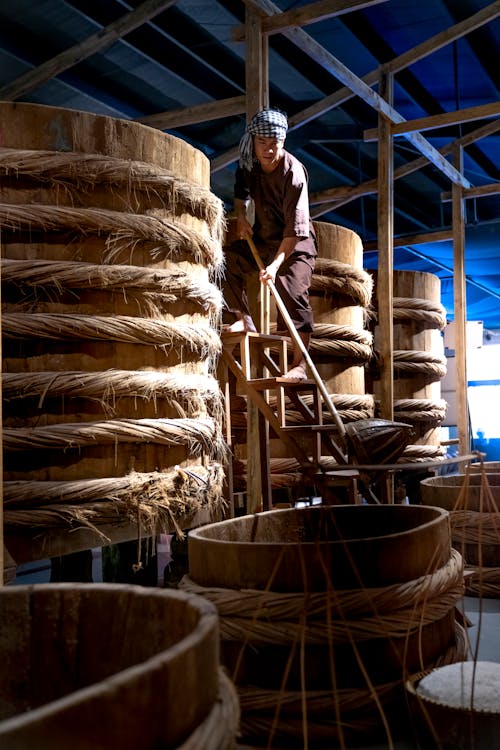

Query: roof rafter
<box><xmin>243</xmin><ymin>0</ymin><xmax>469</xmax><ymax>187</ymax></box>
<box><xmin>0</xmin><ymin>0</ymin><xmax>178</xmax><ymax>101</ymax></box>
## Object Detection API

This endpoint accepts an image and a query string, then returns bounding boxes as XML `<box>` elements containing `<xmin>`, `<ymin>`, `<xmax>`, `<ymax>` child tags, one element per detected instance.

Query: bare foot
<box><xmin>282</xmin><ymin>363</ymin><xmax>308</xmax><ymax>381</ymax></box>
<box><xmin>222</xmin><ymin>314</ymin><xmax>257</xmax><ymax>333</ymax></box>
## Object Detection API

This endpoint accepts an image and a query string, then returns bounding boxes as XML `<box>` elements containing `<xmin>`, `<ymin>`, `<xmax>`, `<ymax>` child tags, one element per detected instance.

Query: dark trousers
<box><xmin>222</xmin><ymin>238</ymin><xmax>316</xmax><ymax>333</ymax></box>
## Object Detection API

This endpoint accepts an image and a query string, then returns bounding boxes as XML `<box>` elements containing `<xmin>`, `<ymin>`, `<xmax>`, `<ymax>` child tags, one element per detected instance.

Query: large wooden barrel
<box><xmin>370</xmin><ymin>270</ymin><xmax>448</xmax><ymax>462</ymax></box>
<box><xmin>420</xmin><ymin>472</ymin><xmax>500</xmax><ymax>597</ymax></box>
<box><xmin>1</xmin><ymin>102</ymin><xmax>226</xmax><ymax>551</ymax></box>
<box><xmin>181</xmin><ymin>504</ymin><xmax>465</xmax><ymax>747</ymax></box>
<box><xmin>0</xmin><ymin>584</ymin><xmax>239</xmax><ymax>750</ymax></box>
<box><xmin>310</xmin><ymin>221</ymin><xmax>373</xmax><ymax>405</ymax></box>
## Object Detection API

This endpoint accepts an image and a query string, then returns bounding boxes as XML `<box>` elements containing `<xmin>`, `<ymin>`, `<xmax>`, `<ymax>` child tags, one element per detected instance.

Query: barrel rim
<box><xmin>188</xmin><ymin>504</ymin><xmax>450</xmax><ymax>549</ymax></box>
<box><xmin>0</xmin><ymin>583</ymin><xmax>219</xmax><ymax>737</ymax></box>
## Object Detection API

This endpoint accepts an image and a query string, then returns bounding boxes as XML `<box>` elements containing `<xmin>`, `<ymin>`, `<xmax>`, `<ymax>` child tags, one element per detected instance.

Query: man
<box><xmin>222</xmin><ymin>108</ymin><xmax>317</xmax><ymax>381</ymax></box>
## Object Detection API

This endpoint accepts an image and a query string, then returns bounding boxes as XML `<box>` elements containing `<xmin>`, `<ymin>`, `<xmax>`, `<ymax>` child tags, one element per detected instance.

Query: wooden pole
<box><xmin>452</xmin><ymin>144</ymin><xmax>470</xmax><ymax>455</ymax></box>
<box><xmin>246</xmin><ymin>236</ymin><xmax>348</xmax><ymax>451</ymax></box>
<box><xmin>377</xmin><ymin>70</ymin><xmax>394</xmax><ymax>503</ymax></box>
<box><xmin>377</xmin><ymin>70</ymin><xmax>394</xmax><ymax>423</ymax></box>
<box><xmin>244</xmin><ymin>9</ymin><xmax>270</xmax><ymax>512</ymax></box>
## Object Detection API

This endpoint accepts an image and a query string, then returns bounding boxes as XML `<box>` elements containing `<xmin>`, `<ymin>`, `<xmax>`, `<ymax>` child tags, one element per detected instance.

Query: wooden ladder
<box><xmin>220</xmin><ymin>330</ymin><xmax>357</xmax><ymax>513</ymax></box>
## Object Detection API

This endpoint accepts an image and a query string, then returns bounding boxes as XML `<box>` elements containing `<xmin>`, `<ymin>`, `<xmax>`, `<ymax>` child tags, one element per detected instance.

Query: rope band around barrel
<box><xmin>392</xmin><ymin>350</ymin><xmax>447</xmax><ymax>379</ymax></box>
<box><xmin>180</xmin><ymin>549</ymin><xmax>464</xmax><ymax>645</ymax></box>
<box><xmin>0</xmin><ymin>147</ymin><xmax>225</xmax><ymax>243</ymax></box>
<box><xmin>3</xmin><ymin>463</ymin><xmax>226</xmax><ymax>538</ymax></box>
<box><xmin>1</xmin><ymin>258</ymin><xmax>222</xmax><ymax>313</ymax></box>
<box><xmin>393</xmin><ymin>296</ymin><xmax>447</xmax><ymax>330</ymax></box>
<box><xmin>0</xmin><ymin>202</ymin><xmax>222</xmax><ymax>269</ymax></box>
<box><xmin>2</xmin><ymin>369</ymin><xmax>221</xmax><ymax>409</ymax></box>
<box><xmin>176</xmin><ymin>669</ymin><xmax>239</xmax><ymax>750</ymax></box>
<box><xmin>311</xmin><ymin>257</ymin><xmax>373</xmax><ymax>308</ymax></box>
<box><xmin>450</xmin><ymin>509</ymin><xmax>500</xmax><ymax>544</ymax></box>
<box><xmin>4</xmin><ymin>416</ymin><xmax>220</xmax><ymax>454</ymax></box>
<box><xmin>3</xmin><ymin>313</ymin><xmax>221</xmax><ymax>356</ymax></box>
<box><xmin>236</xmin><ymin>623</ymin><xmax>467</xmax><ymax>743</ymax></box>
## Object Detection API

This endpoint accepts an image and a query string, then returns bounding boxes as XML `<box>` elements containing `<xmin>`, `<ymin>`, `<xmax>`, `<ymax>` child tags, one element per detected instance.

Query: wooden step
<box><xmin>280</xmin><ymin>424</ymin><xmax>340</xmax><ymax>433</ymax></box>
<box><xmin>247</xmin><ymin>376</ymin><xmax>317</xmax><ymax>391</ymax></box>
<box><xmin>222</xmin><ymin>330</ymin><xmax>291</xmax><ymax>346</ymax></box>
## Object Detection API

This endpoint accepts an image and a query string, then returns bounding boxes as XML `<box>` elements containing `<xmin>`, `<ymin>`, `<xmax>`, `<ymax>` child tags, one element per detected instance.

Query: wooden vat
<box><xmin>182</xmin><ymin>505</ymin><xmax>465</xmax><ymax>746</ymax></box>
<box><xmin>1</xmin><ymin>101</ymin><xmax>225</xmax><ymax>543</ymax></box>
<box><xmin>420</xmin><ymin>473</ymin><xmax>500</xmax><ymax>596</ymax></box>
<box><xmin>0</xmin><ymin>584</ymin><xmax>239</xmax><ymax>750</ymax></box>
<box><xmin>420</xmin><ymin>473</ymin><xmax>500</xmax><ymax>512</ymax></box>
<box><xmin>370</xmin><ymin>270</ymin><xmax>447</xmax><ymax>461</ymax></box>
<box><xmin>310</xmin><ymin>221</ymin><xmax>373</xmax><ymax>402</ymax></box>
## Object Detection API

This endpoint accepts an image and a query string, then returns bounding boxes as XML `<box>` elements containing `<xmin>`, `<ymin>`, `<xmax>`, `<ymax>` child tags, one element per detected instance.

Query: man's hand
<box><xmin>260</xmin><ymin>259</ymin><xmax>281</xmax><ymax>284</ymax></box>
<box><xmin>236</xmin><ymin>215</ymin><xmax>253</xmax><ymax>239</ymax></box>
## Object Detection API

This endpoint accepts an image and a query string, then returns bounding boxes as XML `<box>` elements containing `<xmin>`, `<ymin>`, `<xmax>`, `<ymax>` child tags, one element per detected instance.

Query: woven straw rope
<box><xmin>1</xmin><ymin>258</ymin><xmax>222</xmax><ymax>314</ymax></box>
<box><xmin>464</xmin><ymin>567</ymin><xmax>500</xmax><ymax>597</ymax></box>
<box><xmin>236</xmin><ymin>625</ymin><xmax>467</xmax><ymax>742</ymax></box>
<box><xmin>180</xmin><ymin>549</ymin><xmax>464</xmax><ymax>644</ymax></box>
<box><xmin>2</xmin><ymin>144</ymin><xmax>226</xmax><ymax>537</ymax></box>
<box><xmin>448</xmin><ymin>466</ymin><xmax>500</xmax><ymax>596</ymax></box>
<box><xmin>311</xmin><ymin>257</ymin><xmax>373</xmax><ymax>308</ymax></box>
<box><xmin>2</xmin><ymin>369</ymin><xmax>220</xmax><ymax>404</ymax></box>
<box><xmin>4</xmin><ymin>416</ymin><xmax>218</xmax><ymax>452</ymax></box>
<box><xmin>0</xmin><ymin>147</ymin><xmax>225</xmax><ymax>244</ymax></box>
<box><xmin>3</xmin><ymin>313</ymin><xmax>220</xmax><ymax>354</ymax></box>
<box><xmin>3</xmin><ymin>464</ymin><xmax>226</xmax><ymax>538</ymax></box>
<box><xmin>393</xmin><ymin>296</ymin><xmax>447</xmax><ymax>330</ymax></box>
<box><xmin>0</xmin><ymin>202</ymin><xmax>222</xmax><ymax>269</ymax></box>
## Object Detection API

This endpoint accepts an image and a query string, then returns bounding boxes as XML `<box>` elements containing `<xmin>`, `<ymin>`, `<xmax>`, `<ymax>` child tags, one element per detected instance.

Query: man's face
<box><xmin>253</xmin><ymin>135</ymin><xmax>285</xmax><ymax>173</ymax></box>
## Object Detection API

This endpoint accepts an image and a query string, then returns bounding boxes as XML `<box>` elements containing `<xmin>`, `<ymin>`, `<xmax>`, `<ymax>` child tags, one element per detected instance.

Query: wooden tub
<box><xmin>0</xmin><ymin>584</ymin><xmax>238</xmax><ymax>750</ymax></box>
<box><xmin>182</xmin><ymin>504</ymin><xmax>465</xmax><ymax>747</ymax></box>
<box><xmin>420</xmin><ymin>472</ymin><xmax>500</xmax><ymax>596</ymax></box>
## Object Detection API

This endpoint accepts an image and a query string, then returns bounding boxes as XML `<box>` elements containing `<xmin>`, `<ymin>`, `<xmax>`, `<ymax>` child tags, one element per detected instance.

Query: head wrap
<box><xmin>238</xmin><ymin>108</ymin><xmax>288</xmax><ymax>171</ymax></box>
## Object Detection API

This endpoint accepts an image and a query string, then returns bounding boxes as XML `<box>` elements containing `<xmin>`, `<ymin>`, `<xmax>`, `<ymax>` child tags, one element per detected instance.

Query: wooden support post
<box><xmin>377</xmin><ymin>69</ymin><xmax>394</xmax><ymax>423</ymax></box>
<box><xmin>452</xmin><ymin>144</ymin><xmax>470</xmax><ymax>456</ymax></box>
<box><xmin>244</xmin><ymin>7</ymin><xmax>269</xmax><ymax>514</ymax></box>
<box><xmin>245</xmin><ymin>8</ymin><xmax>268</xmax><ymax>115</ymax></box>
<box><xmin>377</xmin><ymin>69</ymin><xmax>394</xmax><ymax>503</ymax></box>
<box><xmin>1</xmin><ymin>266</ymin><xmax>3</xmax><ymax>584</ymax></box>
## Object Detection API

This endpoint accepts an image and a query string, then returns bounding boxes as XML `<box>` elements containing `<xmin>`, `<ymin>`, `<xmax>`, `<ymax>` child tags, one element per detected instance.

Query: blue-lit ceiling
<box><xmin>0</xmin><ymin>0</ymin><xmax>498</xmax><ymax>328</ymax></box>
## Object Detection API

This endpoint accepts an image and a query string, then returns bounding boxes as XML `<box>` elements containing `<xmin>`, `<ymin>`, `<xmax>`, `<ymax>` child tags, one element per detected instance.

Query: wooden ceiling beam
<box><xmin>383</xmin><ymin>0</ymin><xmax>500</xmax><ymax>77</ymax></box>
<box><xmin>211</xmin><ymin>4</ymin><xmax>497</xmax><ymax>173</ymax></box>
<box><xmin>363</xmin><ymin>230</ymin><xmax>453</xmax><ymax>250</ymax></box>
<box><xmin>441</xmin><ymin>182</ymin><xmax>500</xmax><ymax>203</ymax></box>
<box><xmin>135</xmin><ymin>96</ymin><xmax>246</xmax><ymax>129</ymax></box>
<box><xmin>233</xmin><ymin>0</ymin><xmax>388</xmax><ymax>40</ymax></box>
<box><xmin>364</xmin><ymin>101</ymin><xmax>500</xmax><ymax>141</ymax></box>
<box><xmin>310</xmin><ymin>119</ymin><xmax>500</xmax><ymax>208</ymax></box>
<box><xmin>241</xmin><ymin>0</ymin><xmax>471</xmax><ymax>187</ymax></box>
<box><xmin>0</xmin><ymin>0</ymin><xmax>178</xmax><ymax>102</ymax></box>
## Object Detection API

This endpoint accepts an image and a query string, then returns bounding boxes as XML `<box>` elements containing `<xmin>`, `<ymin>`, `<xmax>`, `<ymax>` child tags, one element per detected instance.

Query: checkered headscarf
<box><xmin>238</xmin><ymin>108</ymin><xmax>288</xmax><ymax>171</ymax></box>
